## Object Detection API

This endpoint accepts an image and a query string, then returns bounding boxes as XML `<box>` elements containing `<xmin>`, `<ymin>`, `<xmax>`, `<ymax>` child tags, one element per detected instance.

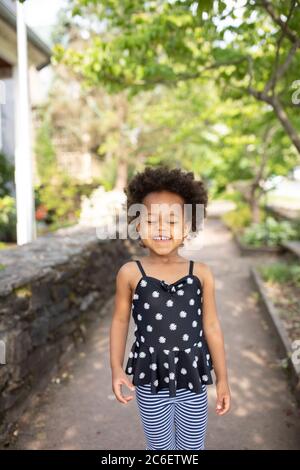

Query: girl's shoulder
<box><xmin>117</xmin><ymin>257</ymin><xmax>146</xmax><ymax>280</ymax></box>
<box><xmin>193</xmin><ymin>261</ymin><xmax>214</xmax><ymax>287</ymax></box>
<box><xmin>118</xmin><ymin>258</ymin><xmax>138</xmax><ymax>273</ymax></box>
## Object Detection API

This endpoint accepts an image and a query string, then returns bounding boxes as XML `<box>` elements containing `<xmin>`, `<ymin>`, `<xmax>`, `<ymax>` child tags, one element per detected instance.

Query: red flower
<box><xmin>35</xmin><ymin>204</ymin><xmax>48</xmax><ymax>221</ymax></box>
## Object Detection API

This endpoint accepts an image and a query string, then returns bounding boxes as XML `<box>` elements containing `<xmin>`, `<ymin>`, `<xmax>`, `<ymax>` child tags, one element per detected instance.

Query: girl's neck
<box><xmin>147</xmin><ymin>249</ymin><xmax>183</xmax><ymax>265</ymax></box>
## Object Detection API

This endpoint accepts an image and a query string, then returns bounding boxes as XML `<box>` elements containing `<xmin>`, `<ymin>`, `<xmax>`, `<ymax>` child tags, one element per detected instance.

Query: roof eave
<box><xmin>0</xmin><ymin>1</ymin><xmax>52</xmax><ymax>67</ymax></box>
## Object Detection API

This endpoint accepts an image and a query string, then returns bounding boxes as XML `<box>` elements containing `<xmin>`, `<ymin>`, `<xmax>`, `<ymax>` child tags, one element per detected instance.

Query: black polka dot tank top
<box><xmin>125</xmin><ymin>259</ymin><xmax>214</xmax><ymax>397</ymax></box>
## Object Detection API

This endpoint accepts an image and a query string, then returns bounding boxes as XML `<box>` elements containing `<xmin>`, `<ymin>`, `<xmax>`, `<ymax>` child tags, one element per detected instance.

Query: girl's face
<box><xmin>137</xmin><ymin>190</ymin><xmax>190</xmax><ymax>254</ymax></box>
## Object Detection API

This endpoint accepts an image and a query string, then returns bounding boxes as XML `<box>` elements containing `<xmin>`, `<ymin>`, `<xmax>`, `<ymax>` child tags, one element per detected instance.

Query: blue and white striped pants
<box><xmin>135</xmin><ymin>383</ymin><xmax>208</xmax><ymax>450</ymax></box>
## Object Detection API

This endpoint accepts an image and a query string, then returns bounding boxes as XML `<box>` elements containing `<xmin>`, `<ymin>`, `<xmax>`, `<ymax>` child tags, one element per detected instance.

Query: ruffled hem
<box><xmin>125</xmin><ymin>340</ymin><xmax>214</xmax><ymax>397</ymax></box>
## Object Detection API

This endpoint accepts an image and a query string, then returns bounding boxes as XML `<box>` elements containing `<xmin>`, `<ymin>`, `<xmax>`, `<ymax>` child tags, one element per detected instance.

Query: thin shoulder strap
<box><xmin>134</xmin><ymin>259</ymin><xmax>146</xmax><ymax>277</ymax></box>
<box><xmin>189</xmin><ymin>260</ymin><xmax>194</xmax><ymax>275</ymax></box>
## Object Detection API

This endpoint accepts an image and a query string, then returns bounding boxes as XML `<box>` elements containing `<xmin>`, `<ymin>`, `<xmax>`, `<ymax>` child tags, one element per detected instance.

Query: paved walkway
<box><xmin>3</xmin><ymin>219</ymin><xmax>300</xmax><ymax>450</ymax></box>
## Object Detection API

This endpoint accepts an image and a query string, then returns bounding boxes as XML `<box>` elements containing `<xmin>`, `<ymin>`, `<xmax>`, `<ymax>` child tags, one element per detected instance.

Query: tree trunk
<box><xmin>268</xmin><ymin>96</ymin><xmax>300</xmax><ymax>154</ymax></box>
<box><xmin>248</xmin><ymin>183</ymin><xmax>261</xmax><ymax>223</ymax></box>
<box><xmin>248</xmin><ymin>89</ymin><xmax>300</xmax><ymax>156</ymax></box>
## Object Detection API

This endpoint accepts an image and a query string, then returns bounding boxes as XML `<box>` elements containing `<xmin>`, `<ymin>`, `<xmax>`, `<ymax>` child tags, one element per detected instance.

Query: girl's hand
<box><xmin>215</xmin><ymin>380</ymin><xmax>231</xmax><ymax>415</ymax></box>
<box><xmin>112</xmin><ymin>367</ymin><xmax>136</xmax><ymax>404</ymax></box>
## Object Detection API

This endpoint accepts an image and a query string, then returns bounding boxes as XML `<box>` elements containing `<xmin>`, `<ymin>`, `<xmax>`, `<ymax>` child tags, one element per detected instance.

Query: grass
<box><xmin>258</xmin><ymin>261</ymin><xmax>300</xmax><ymax>343</ymax></box>
<box><xmin>259</xmin><ymin>262</ymin><xmax>300</xmax><ymax>287</ymax></box>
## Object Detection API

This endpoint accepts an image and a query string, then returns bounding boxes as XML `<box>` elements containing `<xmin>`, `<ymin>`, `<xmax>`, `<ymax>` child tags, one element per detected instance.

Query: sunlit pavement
<box><xmin>4</xmin><ymin>218</ymin><xmax>300</xmax><ymax>450</ymax></box>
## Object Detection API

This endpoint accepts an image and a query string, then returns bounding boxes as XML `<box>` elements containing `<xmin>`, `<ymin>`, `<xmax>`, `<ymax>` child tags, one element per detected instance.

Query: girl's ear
<box><xmin>136</xmin><ymin>221</ymin><xmax>143</xmax><ymax>240</ymax></box>
<box><xmin>135</xmin><ymin>222</ymin><xmax>147</xmax><ymax>247</ymax></box>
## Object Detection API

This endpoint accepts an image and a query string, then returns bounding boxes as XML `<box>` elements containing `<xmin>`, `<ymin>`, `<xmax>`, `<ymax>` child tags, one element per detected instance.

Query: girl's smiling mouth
<box><xmin>152</xmin><ymin>235</ymin><xmax>172</xmax><ymax>242</ymax></box>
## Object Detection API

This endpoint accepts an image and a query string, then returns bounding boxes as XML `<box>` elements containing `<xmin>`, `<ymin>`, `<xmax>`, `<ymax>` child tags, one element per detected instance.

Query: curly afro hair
<box><xmin>124</xmin><ymin>165</ymin><xmax>208</xmax><ymax>233</ymax></box>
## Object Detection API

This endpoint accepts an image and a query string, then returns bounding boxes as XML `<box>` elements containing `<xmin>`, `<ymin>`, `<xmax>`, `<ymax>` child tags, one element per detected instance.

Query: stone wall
<box><xmin>0</xmin><ymin>226</ymin><xmax>132</xmax><ymax>443</ymax></box>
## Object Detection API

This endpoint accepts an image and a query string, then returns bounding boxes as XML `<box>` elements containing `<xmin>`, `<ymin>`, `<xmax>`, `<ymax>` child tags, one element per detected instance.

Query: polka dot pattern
<box><xmin>125</xmin><ymin>259</ymin><xmax>214</xmax><ymax>397</ymax></box>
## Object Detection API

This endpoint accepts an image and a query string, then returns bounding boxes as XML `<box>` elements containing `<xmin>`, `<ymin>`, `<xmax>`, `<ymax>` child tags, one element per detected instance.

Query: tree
<box><xmin>53</xmin><ymin>0</ymin><xmax>300</xmax><ymax>155</ymax></box>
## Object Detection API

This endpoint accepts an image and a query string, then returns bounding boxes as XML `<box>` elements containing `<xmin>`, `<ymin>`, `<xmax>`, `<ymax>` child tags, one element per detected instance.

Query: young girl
<box><xmin>110</xmin><ymin>166</ymin><xmax>231</xmax><ymax>450</ymax></box>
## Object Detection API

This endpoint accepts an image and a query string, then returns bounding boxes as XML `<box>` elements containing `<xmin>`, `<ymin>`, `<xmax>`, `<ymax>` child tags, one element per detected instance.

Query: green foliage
<box><xmin>54</xmin><ymin>0</ymin><xmax>300</xmax><ymax>154</ymax></box>
<box><xmin>34</xmin><ymin>113</ymin><xmax>57</xmax><ymax>181</ymax></box>
<box><xmin>33</xmin><ymin>85</ymin><xmax>109</xmax><ymax>229</ymax></box>
<box><xmin>222</xmin><ymin>202</ymin><xmax>253</xmax><ymax>233</ymax></box>
<box><xmin>0</xmin><ymin>152</ymin><xmax>14</xmax><ymax>197</ymax></box>
<box><xmin>259</xmin><ymin>262</ymin><xmax>300</xmax><ymax>288</ymax></box>
<box><xmin>35</xmin><ymin>172</ymin><xmax>99</xmax><ymax>226</ymax></box>
<box><xmin>51</xmin><ymin>0</ymin><xmax>300</xmax><ymax>208</ymax></box>
<box><xmin>0</xmin><ymin>196</ymin><xmax>17</xmax><ymax>243</ymax></box>
<box><xmin>240</xmin><ymin>216</ymin><xmax>298</xmax><ymax>247</ymax></box>
<box><xmin>55</xmin><ymin>0</ymin><xmax>299</xmax><ymax>98</ymax></box>
<box><xmin>292</xmin><ymin>219</ymin><xmax>300</xmax><ymax>239</ymax></box>
<box><xmin>34</xmin><ymin>108</ymin><xmax>102</xmax><ymax>227</ymax></box>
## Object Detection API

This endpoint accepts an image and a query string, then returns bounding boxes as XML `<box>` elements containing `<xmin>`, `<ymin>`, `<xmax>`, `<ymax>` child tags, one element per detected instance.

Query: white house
<box><xmin>0</xmin><ymin>0</ymin><xmax>51</xmax><ymax>170</ymax></box>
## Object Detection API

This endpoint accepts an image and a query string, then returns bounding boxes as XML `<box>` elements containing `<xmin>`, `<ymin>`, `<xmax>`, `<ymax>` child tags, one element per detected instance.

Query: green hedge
<box><xmin>240</xmin><ymin>217</ymin><xmax>299</xmax><ymax>247</ymax></box>
<box><xmin>0</xmin><ymin>196</ymin><xmax>16</xmax><ymax>242</ymax></box>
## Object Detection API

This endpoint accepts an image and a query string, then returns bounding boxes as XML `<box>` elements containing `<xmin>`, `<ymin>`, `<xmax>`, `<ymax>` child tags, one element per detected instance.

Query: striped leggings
<box><xmin>135</xmin><ymin>383</ymin><xmax>208</xmax><ymax>450</ymax></box>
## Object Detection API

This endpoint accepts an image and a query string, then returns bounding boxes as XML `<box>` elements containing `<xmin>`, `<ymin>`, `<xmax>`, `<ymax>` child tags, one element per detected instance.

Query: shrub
<box><xmin>240</xmin><ymin>216</ymin><xmax>298</xmax><ymax>247</ymax></box>
<box><xmin>0</xmin><ymin>152</ymin><xmax>14</xmax><ymax>197</ymax></box>
<box><xmin>35</xmin><ymin>171</ymin><xmax>100</xmax><ymax>227</ymax></box>
<box><xmin>259</xmin><ymin>262</ymin><xmax>300</xmax><ymax>287</ymax></box>
<box><xmin>0</xmin><ymin>196</ymin><xmax>16</xmax><ymax>242</ymax></box>
<box><xmin>222</xmin><ymin>202</ymin><xmax>253</xmax><ymax>233</ymax></box>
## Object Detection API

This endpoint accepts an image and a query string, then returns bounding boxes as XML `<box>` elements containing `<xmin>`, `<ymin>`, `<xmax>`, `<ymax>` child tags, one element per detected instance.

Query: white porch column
<box><xmin>14</xmin><ymin>0</ymin><xmax>36</xmax><ymax>245</ymax></box>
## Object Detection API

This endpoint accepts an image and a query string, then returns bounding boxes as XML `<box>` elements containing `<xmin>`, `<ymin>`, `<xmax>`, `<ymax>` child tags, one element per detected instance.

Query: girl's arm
<box><xmin>109</xmin><ymin>263</ymin><xmax>136</xmax><ymax>404</ymax></box>
<box><xmin>197</xmin><ymin>263</ymin><xmax>231</xmax><ymax>416</ymax></box>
